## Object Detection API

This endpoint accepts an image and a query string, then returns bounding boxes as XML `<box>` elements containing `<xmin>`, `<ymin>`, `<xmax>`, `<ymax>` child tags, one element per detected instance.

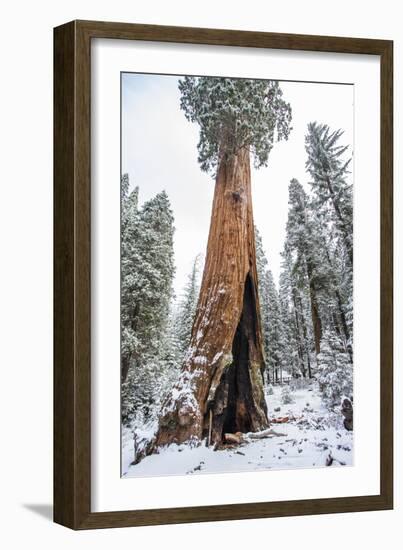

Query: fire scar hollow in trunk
<box><xmin>151</xmin><ymin>147</ymin><xmax>269</xmax><ymax>453</ymax></box>
<box><xmin>209</xmin><ymin>272</ymin><xmax>268</xmax><ymax>443</ymax></box>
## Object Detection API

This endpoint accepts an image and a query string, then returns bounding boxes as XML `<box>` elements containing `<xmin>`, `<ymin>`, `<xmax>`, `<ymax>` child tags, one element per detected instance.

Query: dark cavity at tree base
<box><xmin>203</xmin><ymin>273</ymin><xmax>269</xmax><ymax>446</ymax></box>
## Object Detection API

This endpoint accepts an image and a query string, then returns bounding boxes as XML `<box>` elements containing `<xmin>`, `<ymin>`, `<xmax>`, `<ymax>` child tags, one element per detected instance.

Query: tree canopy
<box><xmin>178</xmin><ymin>76</ymin><xmax>292</xmax><ymax>174</ymax></box>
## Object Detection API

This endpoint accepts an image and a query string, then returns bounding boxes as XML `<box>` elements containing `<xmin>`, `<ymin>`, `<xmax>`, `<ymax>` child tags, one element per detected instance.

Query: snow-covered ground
<box><xmin>122</xmin><ymin>382</ymin><xmax>353</xmax><ymax>478</ymax></box>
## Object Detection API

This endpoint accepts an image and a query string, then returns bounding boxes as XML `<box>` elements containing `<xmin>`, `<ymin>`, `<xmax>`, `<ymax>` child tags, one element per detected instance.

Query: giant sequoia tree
<box><xmin>150</xmin><ymin>77</ymin><xmax>292</xmax><ymax>450</ymax></box>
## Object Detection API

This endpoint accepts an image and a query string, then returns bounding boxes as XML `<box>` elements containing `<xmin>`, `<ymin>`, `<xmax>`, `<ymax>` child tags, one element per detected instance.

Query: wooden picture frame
<box><xmin>54</xmin><ymin>20</ymin><xmax>393</xmax><ymax>529</ymax></box>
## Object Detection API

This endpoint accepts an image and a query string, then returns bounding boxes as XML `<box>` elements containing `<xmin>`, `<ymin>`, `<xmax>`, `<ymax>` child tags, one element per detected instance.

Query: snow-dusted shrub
<box><xmin>290</xmin><ymin>377</ymin><xmax>309</xmax><ymax>392</ymax></box>
<box><xmin>122</xmin><ymin>348</ymin><xmax>180</xmax><ymax>428</ymax></box>
<box><xmin>132</xmin><ymin>421</ymin><xmax>158</xmax><ymax>464</ymax></box>
<box><xmin>266</xmin><ymin>384</ymin><xmax>274</xmax><ymax>396</ymax></box>
<box><xmin>281</xmin><ymin>384</ymin><xmax>295</xmax><ymax>404</ymax></box>
<box><xmin>317</xmin><ymin>329</ymin><xmax>353</xmax><ymax>408</ymax></box>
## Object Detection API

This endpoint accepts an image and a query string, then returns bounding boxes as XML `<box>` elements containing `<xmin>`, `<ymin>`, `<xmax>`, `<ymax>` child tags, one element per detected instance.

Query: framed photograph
<box><xmin>54</xmin><ymin>20</ymin><xmax>393</xmax><ymax>529</ymax></box>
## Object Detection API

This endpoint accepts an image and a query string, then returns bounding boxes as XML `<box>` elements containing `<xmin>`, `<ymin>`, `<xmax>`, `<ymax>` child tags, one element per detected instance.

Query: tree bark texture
<box><xmin>152</xmin><ymin>148</ymin><xmax>269</xmax><ymax>450</ymax></box>
<box><xmin>121</xmin><ymin>355</ymin><xmax>130</xmax><ymax>383</ymax></box>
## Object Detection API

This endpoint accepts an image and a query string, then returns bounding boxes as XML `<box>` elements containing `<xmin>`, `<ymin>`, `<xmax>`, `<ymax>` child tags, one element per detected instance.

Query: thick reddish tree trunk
<box><xmin>149</xmin><ymin>148</ymin><xmax>269</xmax><ymax>453</ymax></box>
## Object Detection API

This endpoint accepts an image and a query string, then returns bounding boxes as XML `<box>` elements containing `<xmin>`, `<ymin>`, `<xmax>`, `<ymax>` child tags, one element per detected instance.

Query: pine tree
<box><xmin>121</xmin><ymin>176</ymin><xmax>141</xmax><ymax>383</ymax></box>
<box><xmin>176</xmin><ymin>255</ymin><xmax>202</xmax><ymax>356</ymax></box>
<box><xmin>305</xmin><ymin>123</ymin><xmax>353</xmax><ymax>358</ymax></box>
<box><xmin>285</xmin><ymin>178</ymin><xmax>325</xmax><ymax>357</ymax></box>
<box><xmin>278</xmin><ymin>250</ymin><xmax>296</xmax><ymax>379</ymax></box>
<box><xmin>138</xmin><ymin>190</ymin><xmax>176</xmax><ymax>348</ymax></box>
<box><xmin>255</xmin><ymin>228</ymin><xmax>284</xmax><ymax>385</ymax></box>
<box><xmin>121</xmin><ymin>177</ymin><xmax>176</xmax><ymax>425</ymax></box>
<box><xmin>160</xmin><ymin>306</ymin><xmax>182</xmax><ymax>376</ymax></box>
<box><xmin>255</xmin><ymin>228</ymin><xmax>270</xmax><ymax>379</ymax></box>
<box><xmin>282</xmin><ymin>174</ymin><xmax>354</xmax><ymax>367</ymax></box>
<box><xmin>305</xmin><ymin>122</ymin><xmax>353</xmax><ymax>265</ymax></box>
<box><xmin>272</xmin><ymin>122</ymin><xmax>353</xmax><ymax>413</ymax></box>
<box><xmin>317</xmin><ymin>329</ymin><xmax>353</xmax><ymax>407</ymax></box>
<box><xmin>266</xmin><ymin>269</ymin><xmax>284</xmax><ymax>383</ymax></box>
<box><xmin>279</xmin><ymin>245</ymin><xmax>313</xmax><ymax>379</ymax></box>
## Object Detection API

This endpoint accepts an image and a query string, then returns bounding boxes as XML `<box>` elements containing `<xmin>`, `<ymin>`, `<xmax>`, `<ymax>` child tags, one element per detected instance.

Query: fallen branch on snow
<box><xmin>245</xmin><ymin>428</ymin><xmax>288</xmax><ymax>440</ymax></box>
<box><xmin>223</xmin><ymin>428</ymin><xmax>287</xmax><ymax>445</ymax></box>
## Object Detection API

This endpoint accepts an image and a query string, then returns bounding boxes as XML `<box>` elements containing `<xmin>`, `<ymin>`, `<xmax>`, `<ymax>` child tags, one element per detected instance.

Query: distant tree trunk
<box><xmin>296</xmin><ymin>295</ymin><xmax>312</xmax><ymax>378</ymax></box>
<box><xmin>292</xmin><ymin>290</ymin><xmax>307</xmax><ymax>378</ymax></box>
<box><xmin>305</xmin><ymin>258</ymin><xmax>322</xmax><ymax>356</ymax></box>
<box><xmin>151</xmin><ymin>147</ymin><xmax>269</xmax><ymax>451</ymax></box>
<box><xmin>121</xmin><ymin>355</ymin><xmax>130</xmax><ymax>383</ymax></box>
<box><xmin>310</xmin><ymin>289</ymin><xmax>322</xmax><ymax>356</ymax></box>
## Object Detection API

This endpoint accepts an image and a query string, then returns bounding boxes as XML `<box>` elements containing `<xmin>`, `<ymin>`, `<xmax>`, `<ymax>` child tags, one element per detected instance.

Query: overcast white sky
<box><xmin>122</xmin><ymin>73</ymin><xmax>353</xmax><ymax>297</ymax></box>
